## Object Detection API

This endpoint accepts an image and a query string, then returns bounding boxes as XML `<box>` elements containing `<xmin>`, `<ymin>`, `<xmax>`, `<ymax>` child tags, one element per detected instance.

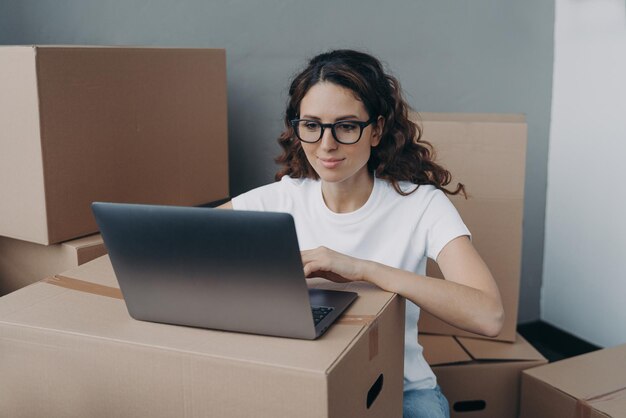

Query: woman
<box><xmin>220</xmin><ymin>49</ymin><xmax>504</xmax><ymax>418</ymax></box>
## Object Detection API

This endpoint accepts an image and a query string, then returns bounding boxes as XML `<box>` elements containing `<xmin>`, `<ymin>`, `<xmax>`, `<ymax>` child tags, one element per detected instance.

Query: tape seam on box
<box><xmin>43</xmin><ymin>275</ymin><xmax>123</xmax><ymax>299</ymax></box>
<box><xmin>575</xmin><ymin>386</ymin><xmax>626</xmax><ymax>418</ymax></box>
<box><xmin>336</xmin><ymin>315</ymin><xmax>376</xmax><ymax>325</ymax></box>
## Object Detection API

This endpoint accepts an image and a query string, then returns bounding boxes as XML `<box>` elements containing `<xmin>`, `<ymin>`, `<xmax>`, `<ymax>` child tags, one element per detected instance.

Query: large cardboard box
<box><xmin>0</xmin><ymin>256</ymin><xmax>405</xmax><ymax>418</ymax></box>
<box><xmin>409</xmin><ymin>113</ymin><xmax>527</xmax><ymax>342</ymax></box>
<box><xmin>0</xmin><ymin>233</ymin><xmax>106</xmax><ymax>296</ymax></box>
<box><xmin>520</xmin><ymin>344</ymin><xmax>626</xmax><ymax>418</ymax></box>
<box><xmin>420</xmin><ymin>333</ymin><xmax>546</xmax><ymax>418</ymax></box>
<box><xmin>0</xmin><ymin>46</ymin><xmax>229</xmax><ymax>245</ymax></box>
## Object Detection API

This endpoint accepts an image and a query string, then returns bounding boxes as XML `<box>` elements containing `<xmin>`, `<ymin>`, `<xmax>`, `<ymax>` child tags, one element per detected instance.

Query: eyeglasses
<box><xmin>290</xmin><ymin>117</ymin><xmax>378</xmax><ymax>145</ymax></box>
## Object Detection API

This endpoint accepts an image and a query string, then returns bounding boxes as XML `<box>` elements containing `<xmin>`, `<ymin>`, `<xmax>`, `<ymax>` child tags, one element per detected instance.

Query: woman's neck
<box><xmin>320</xmin><ymin>170</ymin><xmax>375</xmax><ymax>213</ymax></box>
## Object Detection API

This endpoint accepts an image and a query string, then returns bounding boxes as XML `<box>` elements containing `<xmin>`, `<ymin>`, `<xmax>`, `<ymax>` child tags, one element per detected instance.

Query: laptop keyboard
<box><xmin>312</xmin><ymin>306</ymin><xmax>334</xmax><ymax>326</ymax></box>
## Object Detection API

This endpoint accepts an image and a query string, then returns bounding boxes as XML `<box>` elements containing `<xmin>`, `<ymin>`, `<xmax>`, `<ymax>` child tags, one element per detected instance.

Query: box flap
<box><xmin>61</xmin><ymin>234</ymin><xmax>107</xmax><ymax>265</ymax></box>
<box><xmin>523</xmin><ymin>344</ymin><xmax>626</xmax><ymax>415</ymax></box>
<box><xmin>61</xmin><ymin>234</ymin><xmax>104</xmax><ymax>250</ymax></box>
<box><xmin>458</xmin><ymin>334</ymin><xmax>546</xmax><ymax>361</ymax></box>
<box><xmin>419</xmin><ymin>334</ymin><xmax>472</xmax><ymax>366</ymax></box>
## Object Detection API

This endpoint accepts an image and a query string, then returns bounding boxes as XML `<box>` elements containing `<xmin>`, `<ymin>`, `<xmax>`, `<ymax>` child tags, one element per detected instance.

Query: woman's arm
<box><xmin>301</xmin><ymin>236</ymin><xmax>504</xmax><ymax>337</ymax></box>
<box><xmin>216</xmin><ymin>201</ymin><xmax>233</xmax><ymax>209</ymax></box>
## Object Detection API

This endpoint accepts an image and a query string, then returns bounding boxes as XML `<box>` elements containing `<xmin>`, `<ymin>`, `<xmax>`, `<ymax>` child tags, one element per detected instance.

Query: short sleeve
<box><xmin>231</xmin><ymin>185</ymin><xmax>268</xmax><ymax>211</ymax></box>
<box><xmin>422</xmin><ymin>190</ymin><xmax>471</xmax><ymax>261</ymax></box>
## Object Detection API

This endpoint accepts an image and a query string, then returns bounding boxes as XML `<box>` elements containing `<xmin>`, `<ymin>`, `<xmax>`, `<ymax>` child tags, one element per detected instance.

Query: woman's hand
<box><xmin>301</xmin><ymin>246</ymin><xmax>366</xmax><ymax>283</ymax></box>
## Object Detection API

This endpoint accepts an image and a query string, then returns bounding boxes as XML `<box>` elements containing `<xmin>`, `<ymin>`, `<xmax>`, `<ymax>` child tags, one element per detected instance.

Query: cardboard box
<box><xmin>0</xmin><ymin>46</ymin><xmax>229</xmax><ymax>245</ymax></box>
<box><xmin>420</xmin><ymin>333</ymin><xmax>546</xmax><ymax>418</ymax></box>
<box><xmin>409</xmin><ymin>113</ymin><xmax>527</xmax><ymax>342</ymax></box>
<box><xmin>0</xmin><ymin>233</ymin><xmax>106</xmax><ymax>296</ymax></box>
<box><xmin>0</xmin><ymin>256</ymin><xmax>405</xmax><ymax>418</ymax></box>
<box><xmin>520</xmin><ymin>344</ymin><xmax>626</xmax><ymax>418</ymax></box>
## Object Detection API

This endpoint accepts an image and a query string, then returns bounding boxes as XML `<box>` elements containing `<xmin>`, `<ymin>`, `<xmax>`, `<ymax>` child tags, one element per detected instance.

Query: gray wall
<box><xmin>0</xmin><ymin>0</ymin><xmax>554</xmax><ymax>323</ymax></box>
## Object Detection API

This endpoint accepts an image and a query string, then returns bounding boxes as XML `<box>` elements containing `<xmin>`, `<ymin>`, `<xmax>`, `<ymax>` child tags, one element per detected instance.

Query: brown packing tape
<box><xmin>336</xmin><ymin>315</ymin><xmax>379</xmax><ymax>360</ymax></box>
<box><xmin>43</xmin><ymin>275</ymin><xmax>123</xmax><ymax>300</ymax></box>
<box><xmin>369</xmin><ymin>320</ymin><xmax>379</xmax><ymax>361</ymax></box>
<box><xmin>575</xmin><ymin>400</ymin><xmax>591</xmax><ymax>418</ymax></box>
<box><xmin>574</xmin><ymin>386</ymin><xmax>626</xmax><ymax>418</ymax></box>
<box><xmin>42</xmin><ymin>276</ymin><xmax>380</xmax><ymax>358</ymax></box>
<box><xmin>336</xmin><ymin>314</ymin><xmax>377</xmax><ymax>326</ymax></box>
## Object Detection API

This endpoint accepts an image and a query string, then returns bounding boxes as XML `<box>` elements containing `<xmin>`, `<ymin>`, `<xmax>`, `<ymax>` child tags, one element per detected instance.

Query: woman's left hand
<box><xmin>301</xmin><ymin>246</ymin><xmax>366</xmax><ymax>283</ymax></box>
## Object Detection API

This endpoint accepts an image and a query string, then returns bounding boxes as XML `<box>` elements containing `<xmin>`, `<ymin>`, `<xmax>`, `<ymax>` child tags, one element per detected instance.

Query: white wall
<box><xmin>543</xmin><ymin>0</ymin><xmax>626</xmax><ymax>347</ymax></box>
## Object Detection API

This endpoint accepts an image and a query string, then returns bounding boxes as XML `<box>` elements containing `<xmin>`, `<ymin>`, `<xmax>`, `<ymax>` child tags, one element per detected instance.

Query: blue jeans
<box><xmin>403</xmin><ymin>385</ymin><xmax>450</xmax><ymax>418</ymax></box>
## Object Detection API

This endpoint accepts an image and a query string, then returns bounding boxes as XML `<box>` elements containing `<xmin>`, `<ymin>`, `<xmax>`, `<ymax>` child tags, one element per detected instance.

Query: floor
<box><xmin>517</xmin><ymin>320</ymin><xmax>601</xmax><ymax>362</ymax></box>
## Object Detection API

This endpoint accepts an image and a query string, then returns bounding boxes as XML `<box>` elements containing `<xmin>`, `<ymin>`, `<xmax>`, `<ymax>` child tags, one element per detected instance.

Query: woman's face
<box><xmin>298</xmin><ymin>82</ymin><xmax>381</xmax><ymax>187</ymax></box>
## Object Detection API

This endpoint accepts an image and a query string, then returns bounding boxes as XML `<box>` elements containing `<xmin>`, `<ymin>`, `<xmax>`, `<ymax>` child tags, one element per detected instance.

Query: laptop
<box><xmin>91</xmin><ymin>202</ymin><xmax>357</xmax><ymax>340</ymax></box>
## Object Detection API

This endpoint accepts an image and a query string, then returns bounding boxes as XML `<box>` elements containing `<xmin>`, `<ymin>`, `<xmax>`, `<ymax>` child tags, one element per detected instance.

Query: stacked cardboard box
<box><xmin>0</xmin><ymin>46</ymin><xmax>229</xmax><ymax>294</ymax></box>
<box><xmin>0</xmin><ymin>256</ymin><xmax>405</xmax><ymax>417</ymax></box>
<box><xmin>410</xmin><ymin>113</ymin><xmax>547</xmax><ymax>418</ymax></box>
<box><xmin>421</xmin><ymin>334</ymin><xmax>546</xmax><ymax>418</ymax></box>
<box><xmin>416</xmin><ymin>112</ymin><xmax>526</xmax><ymax>343</ymax></box>
<box><xmin>520</xmin><ymin>343</ymin><xmax>626</xmax><ymax>418</ymax></box>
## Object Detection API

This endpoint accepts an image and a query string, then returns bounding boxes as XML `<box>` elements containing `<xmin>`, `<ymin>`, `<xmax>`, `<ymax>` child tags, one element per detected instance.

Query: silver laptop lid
<box><xmin>92</xmin><ymin>202</ymin><xmax>319</xmax><ymax>339</ymax></box>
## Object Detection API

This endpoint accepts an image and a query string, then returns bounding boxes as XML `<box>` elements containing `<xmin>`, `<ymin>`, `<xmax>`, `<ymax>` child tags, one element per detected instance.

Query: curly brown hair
<box><xmin>275</xmin><ymin>49</ymin><xmax>465</xmax><ymax>197</ymax></box>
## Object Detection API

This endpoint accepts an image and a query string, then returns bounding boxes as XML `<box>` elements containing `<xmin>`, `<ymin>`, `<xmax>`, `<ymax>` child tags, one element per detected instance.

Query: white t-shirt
<box><xmin>231</xmin><ymin>175</ymin><xmax>470</xmax><ymax>391</ymax></box>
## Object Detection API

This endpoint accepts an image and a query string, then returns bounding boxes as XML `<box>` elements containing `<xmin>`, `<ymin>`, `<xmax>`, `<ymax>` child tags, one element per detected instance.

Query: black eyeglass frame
<box><xmin>290</xmin><ymin>117</ymin><xmax>379</xmax><ymax>145</ymax></box>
